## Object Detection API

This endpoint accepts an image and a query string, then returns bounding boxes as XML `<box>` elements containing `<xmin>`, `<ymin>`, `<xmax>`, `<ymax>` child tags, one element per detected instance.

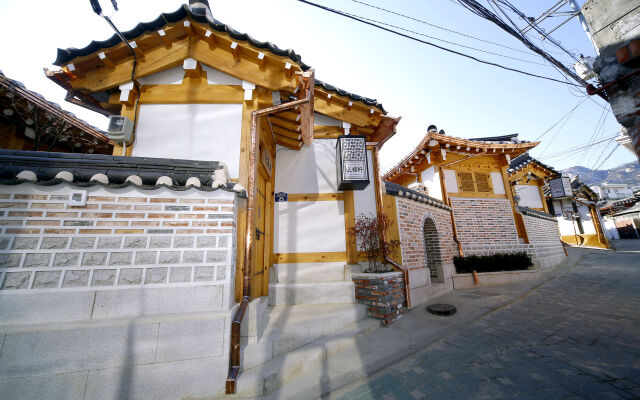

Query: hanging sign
<box><xmin>336</xmin><ymin>135</ymin><xmax>370</xmax><ymax>190</ymax></box>
<box><xmin>274</xmin><ymin>192</ymin><xmax>288</xmax><ymax>202</ymax></box>
<box><xmin>549</xmin><ymin>176</ymin><xmax>573</xmax><ymax>199</ymax></box>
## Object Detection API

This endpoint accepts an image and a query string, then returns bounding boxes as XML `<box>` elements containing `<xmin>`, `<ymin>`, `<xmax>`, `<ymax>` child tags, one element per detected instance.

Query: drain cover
<box><xmin>427</xmin><ymin>304</ymin><xmax>457</xmax><ymax>316</ymax></box>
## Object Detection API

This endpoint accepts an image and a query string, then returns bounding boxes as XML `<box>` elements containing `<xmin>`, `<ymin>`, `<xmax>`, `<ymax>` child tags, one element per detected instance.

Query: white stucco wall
<box><xmin>314</xmin><ymin>112</ymin><xmax>342</xmax><ymax>126</ymax></box>
<box><xmin>491</xmin><ymin>172</ymin><xmax>506</xmax><ymax>195</ymax></box>
<box><xmin>515</xmin><ymin>185</ymin><xmax>543</xmax><ymax>209</ymax></box>
<box><xmin>132</xmin><ymin>104</ymin><xmax>243</xmax><ymax>178</ymax></box>
<box><xmin>443</xmin><ymin>169</ymin><xmax>458</xmax><ymax>193</ymax></box>
<box><xmin>274</xmin><ymin>201</ymin><xmax>346</xmax><ymax>253</ymax></box>
<box><xmin>275</xmin><ymin>139</ymin><xmax>339</xmax><ymax>193</ymax></box>
<box><xmin>138</xmin><ymin>66</ymin><xmax>185</xmax><ymax>85</ymax></box>
<box><xmin>353</xmin><ymin>150</ymin><xmax>377</xmax><ymax>217</ymax></box>
<box><xmin>421</xmin><ymin>166</ymin><xmax>443</xmax><ymax>200</ymax></box>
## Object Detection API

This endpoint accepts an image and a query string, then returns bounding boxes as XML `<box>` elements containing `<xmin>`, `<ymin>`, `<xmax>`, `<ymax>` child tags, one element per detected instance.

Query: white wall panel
<box><xmin>491</xmin><ymin>172</ymin><xmax>506</xmax><ymax>195</ymax></box>
<box><xmin>202</xmin><ymin>65</ymin><xmax>243</xmax><ymax>85</ymax></box>
<box><xmin>421</xmin><ymin>166</ymin><xmax>442</xmax><ymax>200</ymax></box>
<box><xmin>132</xmin><ymin>104</ymin><xmax>243</xmax><ymax>178</ymax></box>
<box><xmin>515</xmin><ymin>185</ymin><xmax>543</xmax><ymax>209</ymax></box>
<box><xmin>274</xmin><ymin>201</ymin><xmax>346</xmax><ymax>253</ymax></box>
<box><xmin>443</xmin><ymin>169</ymin><xmax>458</xmax><ymax>193</ymax></box>
<box><xmin>354</xmin><ymin>150</ymin><xmax>377</xmax><ymax>217</ymax></box>
<box><xmin>314</xmin><ymin>113</ymin><xmax>342</xmax><ymax>126</ymax></box>
<box><xmin>275</xmin><ymin>139</ymin><xmax>338</xmax><ymax>193</ymax></box>
<box><xmin>138</xmin><ymin>66</ymin><xmax>185</xmax><ymax>85</ymax></box>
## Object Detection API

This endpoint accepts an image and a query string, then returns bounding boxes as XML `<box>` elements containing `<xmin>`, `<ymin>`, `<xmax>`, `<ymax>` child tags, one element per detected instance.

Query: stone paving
<box><xmin>337</xmin><ymin>242</ymin><xmax>640</xmax><ymax>400</ymax></box>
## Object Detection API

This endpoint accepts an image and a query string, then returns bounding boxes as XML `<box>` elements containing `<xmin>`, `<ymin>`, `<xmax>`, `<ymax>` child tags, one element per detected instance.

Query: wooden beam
<box><xmin>313</xmin><ymin>125</ymin><xmax>342</xmax><ymax>139</ymax></box>
<box><xmin>314</xmin><ymin>92</ymin><xmax>377</xmax><ymax>127</ymax></box>
<box><xmin>286</xmin><ymin>193</ymin><xmax>344</xmax><ymax>201</ymax></box>
<box><xmin>156</xmin><ymin>29</ymin><xmax>172</xmax><ymax>48</ymax></box>
<box><xmin>271</xmin><ymin>125</ymin><xmax>301</xmax><ymax>140</ymax></box>
<box><xmin>139</xmin><ymin>83</ymin><xmax>243</xmax><ymax>104</ymax></box>
<box><xmin>98</xmin><ymin>52</ymin><xmax>115</xmax><ymax>68</ymax></box>
<box><xmin>274</xmin><ymin>134</ymin><xmax>302</xmax><ymax>149</ymax></box>
<box><xmin>274</xmin><ymin>110</ymin><xmax>300</xmax><ymax>122</ymax></box>
<box><xmin>344</xmin><ymin>190</ymin><xmax>357</xmax><ymax>264</ymax></box>
<box><xmin>275</xmin><ymin>138</ymin><xmax>302</xmax><ymax>150</ymax></box>
<box><xmin>269</xmin><ymin>115</ymin><xmax>300</xmax><ymax>131</ymax></box>
<box><xmin>273</xmin><ymin>252</ymin><xmax>347</xmax><ymax>264</ymax></box>
<box><xmin>298</xmin><ymin>71</ymin><xmax>314</xmax><ymax>146</ymax></box>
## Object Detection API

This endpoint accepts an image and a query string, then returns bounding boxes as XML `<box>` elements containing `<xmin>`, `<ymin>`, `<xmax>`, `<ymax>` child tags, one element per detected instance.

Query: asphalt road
<box><xmin>336</xmin><ymin>241</ymin><xmax>640</xmax><ymax>400</ymax></box>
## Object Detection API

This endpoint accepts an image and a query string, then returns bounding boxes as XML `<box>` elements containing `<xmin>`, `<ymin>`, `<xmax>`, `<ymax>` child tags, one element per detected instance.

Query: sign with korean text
<box><xmin>336</xmin><ymin>135</ymin><xmax>370</xmax><ymax>190</ymax></box>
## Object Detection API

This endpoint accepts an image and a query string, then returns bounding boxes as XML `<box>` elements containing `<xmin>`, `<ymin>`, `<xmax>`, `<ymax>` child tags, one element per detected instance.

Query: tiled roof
<box><xmin>469</xmin><ymin>133</ymin><xmax>520</xmax><ymax>143</ymax></box>
<box><xmin>507</xmin><ymin>153</ymin><xmax>560</xmax><ymax>176</ymax></box>
<box><xmin>52</xmin><ymin>4</ymin><xmax>386</xmax><ymax>113</ymax></box>
<box><xmin>0</xmin><ymin>150</ymin><xmax>246</xmax><ymax>196</ymax></box>
<box><xmin>0</xmin><ymin>70</ymin><xmax>112</xmax><ymax>152</ymax></box>
<box><xmin>517</xmin><ymin>205</ymin><xmax>556</xmax><ymax>222</ymax></box>
<box><xmin>383</xmin><ymin>181</ymin><xmax>450</xmax><ymax>210</ymax></box>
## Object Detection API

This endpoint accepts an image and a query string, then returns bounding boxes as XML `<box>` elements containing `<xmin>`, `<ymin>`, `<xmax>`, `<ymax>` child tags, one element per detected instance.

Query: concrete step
<box><xmin>273</xmin><ymin>262</ymin><xmax>347</xmax><ymax>283</ymax></box>
<box><xmin>233</xmin><ymin>316</ymin><xmax>381</xmax><ymax>398</ymax></box>
<box><xmin>268</xmin><ymin>282</ymin><xmax>355</xmax><ymax>305</ymax></box>
<box><xmin>240</xmin><ymin>303</ymin><xmax>367</xmax><ymax>370</ymax></box>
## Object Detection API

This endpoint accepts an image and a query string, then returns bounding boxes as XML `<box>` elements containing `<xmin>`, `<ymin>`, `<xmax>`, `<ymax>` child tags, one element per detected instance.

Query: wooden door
<box><xmin>251</xmin><ymin>168</ymin><xmax>267</xmax><ymax>297</ymax></box>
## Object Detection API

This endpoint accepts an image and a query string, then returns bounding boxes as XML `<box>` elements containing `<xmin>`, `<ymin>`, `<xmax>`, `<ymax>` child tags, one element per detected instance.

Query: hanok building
<box><xmin>383</xmin><ymin>129</ymin><xmax>566</xmax><ymax>294</ymax></box>
<box><xmin>507</xmin><ymin>154</ymin><xmax>609</xmax><ymax>249</ymax></box>
<box><xmin>0</xmin><ymin>70</ymin><xmax>112</xmax><ymax>154</ymax></box>
<box><xmin>0</xmin><ymin>1</ymin><xmax>401</xmax><ymax>398</ymax></box>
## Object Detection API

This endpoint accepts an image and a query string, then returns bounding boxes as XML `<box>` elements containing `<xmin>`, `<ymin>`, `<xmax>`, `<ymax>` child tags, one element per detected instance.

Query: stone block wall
<box><xmin>522</xmin><ymin>213</ymin><xmax>562</xmax><ymax>245</ymax></box>
<box><xmin>352</xmin><ymin>271</ymin><xmax>406</xmax><ymax>325</ymax></box>
<box><xmin>0</xmin><ymin>183</ymin><xmax>238</xmax><ymax>324</ymax></box>
<box><xmin>450</xmin><ymin>197</ymin><xmax>519</xmax><ymax>245</ymax></box>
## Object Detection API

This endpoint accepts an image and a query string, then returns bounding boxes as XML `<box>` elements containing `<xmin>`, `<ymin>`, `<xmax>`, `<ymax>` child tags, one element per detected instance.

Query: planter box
<box><xmin>452</xmin><ymin>268</ymin><xmax>541</xmax><ymax>289</ymax></box>
<box><xmin>352</xmin><ymin>271</ymin><xmax>406</xmax><ymax>325</ymax></box>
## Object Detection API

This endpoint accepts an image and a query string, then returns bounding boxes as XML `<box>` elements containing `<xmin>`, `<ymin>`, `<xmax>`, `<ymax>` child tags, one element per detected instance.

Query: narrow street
<box><xmin>336</xmin><ymin>241</ymin><xmax>640</xmax><ymax>400</ymax></box>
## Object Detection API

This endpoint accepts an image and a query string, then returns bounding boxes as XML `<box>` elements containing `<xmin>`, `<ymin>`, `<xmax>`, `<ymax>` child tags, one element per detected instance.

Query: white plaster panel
<box><xmin>515</xmin><ymin>185</ymin><xmax>543</xmax><ymax>209</ymax></box>
<box><xmin>353</xmin><ymin>150</ymin><xmax>376</xmax><ymax>217</ymax></box>
<box><xmin>443</xmin><ymin>169</ymin><xmax>458</xmax><ymax>193</ymax></box>
<box><xmin>138</xmin><ymin>66</ymin><xmax>185</xmax><ymax>85</ymax></box>
<box><xmin>491</xmin><ymin>172</ymin><xmax>506</xmax><ymax>195</ymax></box>
<box><xmin>202</xmin><ymin>65</ymin><xmax>243</xmax><ymax>85</ymax></box>
<box><xmin>421</xmin><ymin>166</ymin><xmax>442</xmax><ymax>200</ymax></box>
<box><xmin>314</xmin><ymin>113</ymin><xmax>342</xmax><ymax>126</ymax></box>
<box><xmin>274</xmin><ymin>201</ymin><xmax>346</xmax><ymax>253</ymax></box>
<box><xmin>132</xmin><ymin>104</ymin><xmax>243</xmax><ymax>178</ymax></box>
<box><xmin>274</xmin><ymin>139</ymin><xmax>338</xmax><ymax>193</ymax></box>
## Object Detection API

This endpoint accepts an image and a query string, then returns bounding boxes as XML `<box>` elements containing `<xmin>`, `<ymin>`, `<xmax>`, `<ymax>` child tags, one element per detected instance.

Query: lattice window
<box><xmin>458</xmin><ymin>172</ymin><xmax>475</xmax><ymax>192</ymax></box>
<box><xmin>475</xmin><ymin>173</ymin><xmax>491</xmax><ymax>192</ymax></box>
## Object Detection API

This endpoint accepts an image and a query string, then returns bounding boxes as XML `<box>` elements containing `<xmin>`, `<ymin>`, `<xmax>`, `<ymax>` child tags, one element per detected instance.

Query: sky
<box><xmin>0</xmin><ymin>0</ymin><xmax>636</xmax><ymax>174</ymax></box>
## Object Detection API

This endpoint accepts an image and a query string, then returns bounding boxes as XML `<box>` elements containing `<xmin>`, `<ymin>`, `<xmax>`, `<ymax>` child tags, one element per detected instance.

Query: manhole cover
<box><xmin>427</xmin><ymin>303</ymin><xmax>457</xmax><ymax>316</ymax></box>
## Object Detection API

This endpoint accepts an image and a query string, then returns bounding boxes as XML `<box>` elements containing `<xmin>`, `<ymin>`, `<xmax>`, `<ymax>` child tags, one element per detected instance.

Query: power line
<box><xmin>583</xmin><ymin>143</ymin><xmax>619</xmax><ymax>181</ymax></box>
<box><xmin>534</xmin><ymin>98</ymin><xmax>586</xmax><ymax>141</ymax></box>
<box><xmin>338</xmin><ymin>7</ymin><xmax>552</xmax><ymax>66</ymax></box>
<box><xmin>539</xmin><ymin>134</ymin><xmax>616</xmax><ymax>159</ymax></box>
<box><xmin>295</xmin><ymin>0</ymin><xmax>583</xmax><ymax>87</ymax></box>
<box><xmin>350</xmin><ymin>0</ymin><xmax>536</xmax><ymax>55</ymax></box>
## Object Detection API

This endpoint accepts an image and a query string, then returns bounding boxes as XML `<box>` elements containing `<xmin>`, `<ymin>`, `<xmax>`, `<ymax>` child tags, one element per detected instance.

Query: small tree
<box><xmin>348</xmin><ymin>212</ymin><xmax>399</xmax><ymax>273</ymax></box>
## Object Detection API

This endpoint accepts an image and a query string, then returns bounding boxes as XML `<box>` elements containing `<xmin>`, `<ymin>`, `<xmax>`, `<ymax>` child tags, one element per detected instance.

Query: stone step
<box><xmin>268</xmin><ymin>282</ymin><xmax>356</xmax><ymax>305</ymax></box>
<box><xmin>232</xmin><ymin>316</ymin><xmax>381</xmax><ymax>398</ymax></box>
<box><xmin>240</xmin><ymin>303</ymin><xmax>367</xmax><ymax>370</ymax></box>
<box><xmin>273</xmin><ymin>262</ymin><xmax>347</xmax><ymax>283</ymax></box>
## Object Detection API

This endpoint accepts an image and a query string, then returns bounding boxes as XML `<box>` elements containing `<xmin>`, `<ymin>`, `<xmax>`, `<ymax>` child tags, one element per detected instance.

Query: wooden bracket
<box><xmin>204</xmin><ymin>30</ymin><xmax>216</xmax><ymax>48</ymax></box>
<box><xmin>242</xmin><ymin>81</ymin><xmax>255</xmax><ymax>101</ymax></box>
<box><xmin>326</xmin><ymin>93</ymin><xmax>333</xmax><ymax>105</ymax></box>
<box><xmin>183</xmin><ymin>21</ymin><xmax>194</xmax><ymax>37</ymax></box>
<box><xmin>347</xmin><ymin>101</ymin><xmax>353</xmax><ymax>111</ymax></box>
<box><xmin>230</xmin><ymin>42</ymin><xmax>241</xmax><ymax>60</ymax></box>
<box><xmin>65</xmin><ymin>63</ymin><xmax>84</xmax><ymax>79</ymax></box>
<box><xmin>128</xmin><ymin>41</ymin><xmax>144</xmax><ymax>60</ymax></box>
<box><xmin>183</xmin><ymin>58</ymin><xmax>203</xmax><ymax>78</ymax></box>
<box><xmin>118</xmin><ymin>82</ymin><xmax>138</xmax><ymax>106</ymax></box>
<box><xmin>157</xmin><ymin>30</ymin><xmax>171</xmax><ymax>48</ymax></box>
<box><xmin>98</xmin><ymin>52</ymin><xmax>114</xmax><ymax>68</ymax></box>
<box><xmin>257</xmin><ymin>52</ymin><xmax>266</xmax><ymax>70</ymax></box>
<box><xmin>284</xmin><ymin>63</ymin><xmax>293</xmax><ymax>80</ymax></box>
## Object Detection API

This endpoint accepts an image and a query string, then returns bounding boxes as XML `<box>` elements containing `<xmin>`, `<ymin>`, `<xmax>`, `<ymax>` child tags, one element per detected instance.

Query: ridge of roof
<box><xmin>469</xmin><ymin>133</ymin><xmax>519</xmax><ymax>142</ymax></box>
<box><xmin>52</xmin><ymin>5</ymin><xmax>386</xmax><ymax>113</ymax></box>
<box><xmin>0</xmin><ymin>150</ymin><xmax>246</xmax><ymax>196</ymax></box>
<box><xmin>383</xmin><ymin>180</ymin><xmax>450</xmax><ymax>210</ymax></box>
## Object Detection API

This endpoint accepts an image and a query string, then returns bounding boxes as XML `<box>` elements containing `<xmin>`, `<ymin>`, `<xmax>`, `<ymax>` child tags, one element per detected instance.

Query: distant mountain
<box><xmin>561</xmin><ymin>161</ymin><xmax>640</xmax><ymax>186</ymax></box>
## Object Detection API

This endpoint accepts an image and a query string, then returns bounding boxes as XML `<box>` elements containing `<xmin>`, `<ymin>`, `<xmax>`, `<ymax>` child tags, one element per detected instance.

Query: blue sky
<box><xmin>0</xmin><ymin>0</ymin><xmax>635</xmax><ymax>173</ymax></box>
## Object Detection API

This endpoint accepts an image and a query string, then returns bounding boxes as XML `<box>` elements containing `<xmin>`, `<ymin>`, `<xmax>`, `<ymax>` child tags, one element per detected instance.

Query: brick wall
<box><xmin>450</xmin><ymin>197</ymin><xmax>519</xmax><ymax>245</ymax></box>
<box><xmin>0</xmin><ymin>184</ymin><xmax>236</xmax><ymax>304</ymax></box>
<box><xmin>395</xmin><ymin>197</ymin><xmax>457</xmax><ymax>283</ymax></box>
<box><xmin>522</xmin><ymin>213</ymin><xmax>562</xmax><ymax>245</ymax></box>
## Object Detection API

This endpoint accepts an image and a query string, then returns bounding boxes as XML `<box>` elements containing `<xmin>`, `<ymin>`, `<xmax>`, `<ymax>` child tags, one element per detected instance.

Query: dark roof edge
<box><xmin>383</xmin><ymin>180</ymin><xmax>450</xmax><ymax>210</ymax></box>
<box><xmin>517</xmin><ymin>205</ymin><xmax>556</xmax><ymax>221</ymax></box>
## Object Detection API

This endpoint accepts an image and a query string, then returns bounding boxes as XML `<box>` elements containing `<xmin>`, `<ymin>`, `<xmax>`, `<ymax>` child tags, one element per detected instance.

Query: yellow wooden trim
<box><xmin>273</xmin><ymin>252</ymin><xmax>347</xmax><ymax>263</ymax></box>
<box><xmin>71</xmin><ymin>38</ymin><xmax>190</xmax><ymax>92</ymax></box>
<box><xmin>383</xmin><ymin>194</ymin><xmax>402</xmax><ymax>264</ymax></box>
<box><xmin>448</xmin><ymin>192</ymin><xmax>507</xmax><ymax>199</ymax></box>
<box><xmin>313</xmin><ymin>125</ymin><xmax>342</xmax><ymax>139</ymax></box>
<box><xmin>139</xmin><ymin>82</ymin><xmax>244</xmax><ymax>104</ymax></box>
<box><xmin>501</xmin><ymin>164</ymin><xmax>529</xmax><ymax>244</ymax></box>
<box><xmin>286</xmin><ymin>193</ymin><xmax>345</xmax><ymax>202</ymax></box>
<box><xmin>343</xmin><ymin>190</ymin><xmax>357</xmax><ymax>264</ymax></box>
<box><xmin>314</xmin><ymin>88</ymin><xmax>380</xmax><ymax>127</ymax></box>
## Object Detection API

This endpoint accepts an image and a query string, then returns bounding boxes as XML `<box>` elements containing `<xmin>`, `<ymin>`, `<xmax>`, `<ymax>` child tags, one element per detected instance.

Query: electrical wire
<box><xmin>338</xmin><ymin>8</ymin><xmax>551</xmax><ymax>66</ymax></box>
<box><xmin>350</xmin><ymin>0</ymin><xmax>536</xmax><ymax>55</ymax></box>
<box><xmin>538</xmin><ymin>134</ymin><xmax>617</xmax><ymax>159</ymax></box>
<box><xmin>295</xmin><ymin>0</ymin><xmax>583</xmax><ymax>86</ymax></box>
<box><xmin>583</xmin><ymin>143</ymin><xmax>620</xmax><ymax>182</ymax></box>
<box><xmin>534</xmin><ymin>98</ymin><xmax>586</xmax><ymax>141</ymax></box>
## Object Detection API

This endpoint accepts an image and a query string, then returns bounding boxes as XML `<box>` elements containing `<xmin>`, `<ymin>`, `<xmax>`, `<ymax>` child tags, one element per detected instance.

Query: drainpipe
<box><xmin>372</xmin><ymin>146</ymin><xmax>411</xmax><ymax>308</ymax></box>
<box><xmin>226</xmin><ymin>71</ymin><xmax>314</xmax><ymax>394</ymax></box>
